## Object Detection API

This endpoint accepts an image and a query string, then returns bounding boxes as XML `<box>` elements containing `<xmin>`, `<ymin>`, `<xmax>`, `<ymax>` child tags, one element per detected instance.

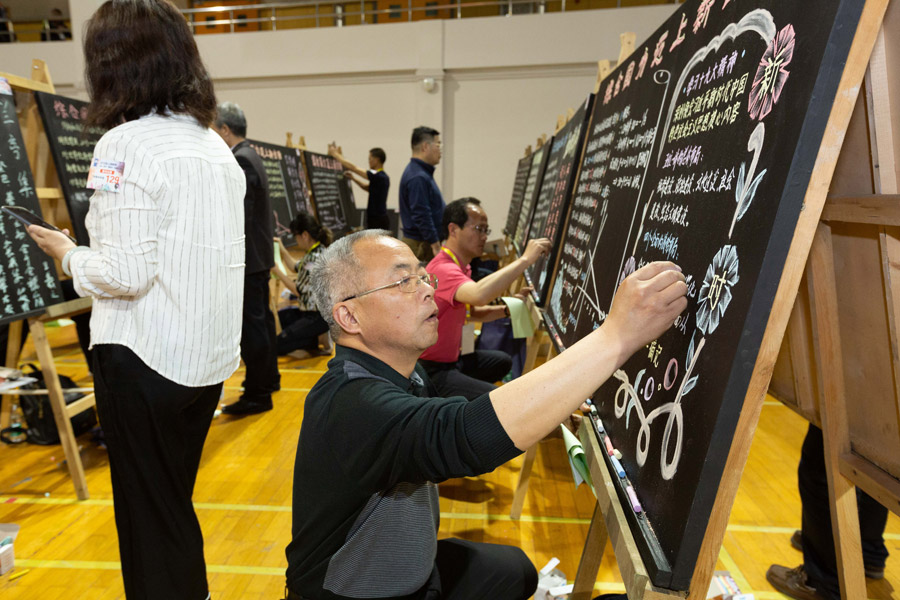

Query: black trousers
<box><xmin>276</xmin><ymin>308</ymin><xmax>329</xmax><ymax>355</ymax></box>
<box><xmin>799</xmin><ymin>424</ymin><xmax>889</xmax><ymax>599</ymax></box>
<box><xmin>420</xmin><ymin>349</ymin><xmax>512</xmax><ymax>400</ymax></box>
<box><xmin>93</xmin><ymin>344</ymin><xmax>221</xmax><ymax>600</ymax></box>
<box><xmin>286</xmin><ymin>538</ymin><xmax>536</xmax><ymax>600</ymax></box>
<box><xmin>367</xmin><ymin>213</ymin><xmax>391</xmax><ymax>231</ymax></box>
<box><xmin>241</xmin><ymin>270</ymin><xmax>280</xmax><ymax>398</ymax></box>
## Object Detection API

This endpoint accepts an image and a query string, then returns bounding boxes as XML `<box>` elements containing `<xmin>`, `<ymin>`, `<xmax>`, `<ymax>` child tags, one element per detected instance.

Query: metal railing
<box><xmin>0</xmin><ymin>19</ymin><xmax>72</xmax><ymax>43</ymax></box>
<box><xmin>181</xmin><ymin>0</ymin><xmax>680</xmax><ymax>33</ymax></box>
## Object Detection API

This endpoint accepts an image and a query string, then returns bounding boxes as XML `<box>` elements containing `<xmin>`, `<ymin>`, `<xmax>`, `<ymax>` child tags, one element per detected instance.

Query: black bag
<box><xmin>18</xmin><ymin>363</ymin><xmax>97</xmax><ymax>445</ymax></box>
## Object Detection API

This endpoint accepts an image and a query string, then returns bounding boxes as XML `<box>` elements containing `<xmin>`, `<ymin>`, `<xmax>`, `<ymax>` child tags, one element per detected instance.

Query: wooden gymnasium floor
<box><xmin>0</xmin><ymin>323</ymin><xmax>898</xmax><ymax>599</ymax></box>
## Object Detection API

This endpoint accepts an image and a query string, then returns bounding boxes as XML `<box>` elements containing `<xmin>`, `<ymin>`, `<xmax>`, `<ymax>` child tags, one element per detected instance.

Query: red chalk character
<box><xmin>670</xmin><ymin>13</ymin><xmax>687</xmax><ymax>52</ymax></box>
<box><xmin>651</xmin><ymin>31</ymin><xmax>668</xmax><ymax>68</ymax></box>
<box><xmin>694</xmin><ymin>0</ymin><xmax>715</xmax><ymax>34</ymax></box>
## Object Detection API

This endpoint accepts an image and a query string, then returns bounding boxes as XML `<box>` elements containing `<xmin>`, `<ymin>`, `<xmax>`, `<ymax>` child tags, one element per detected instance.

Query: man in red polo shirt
<box><xmin>419</xmin><ymin>197</ymin><xmax>551</xmax><ymax>399</ymax></box>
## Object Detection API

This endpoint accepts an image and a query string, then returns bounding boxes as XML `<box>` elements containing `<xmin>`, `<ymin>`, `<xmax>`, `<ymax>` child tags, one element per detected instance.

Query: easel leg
<box><xmin>808</xmin><ymin>224</ymin><xmax>866</xmax><ymax>599</ymax></box>
<box><xmin>510</xmin><ymin>444</ymin><xmax>538</xmax><ymax>520</ymax></box>
<box><xmin>1</xmin><ymin>319</ymin><xmax>24</xmax><ymax>429</ymax></box>
<box><xmin>29</xmin><ymin>318</ymin><xmax>90</xmax><ymax>500</ymax></box>
<box><xmin>522</xmin><ymin>330</ymin><xmax>547</xmax><ymax>375</ymax></box>
<box><xmin>571</xmin><ymin>503</ymin><xmax>609</xmax><ymax>600</ymax></box>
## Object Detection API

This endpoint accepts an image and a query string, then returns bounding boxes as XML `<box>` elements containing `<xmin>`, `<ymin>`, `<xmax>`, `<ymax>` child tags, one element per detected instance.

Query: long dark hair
<box><xmin>83</xmin><ymin>0</ymin><xmax>217</xmax><ymax>129</ymax></box>
<box><xmin>290</xmin><ymin>212</ymin><xmax>333</xmax><ymax>247</ymax></box>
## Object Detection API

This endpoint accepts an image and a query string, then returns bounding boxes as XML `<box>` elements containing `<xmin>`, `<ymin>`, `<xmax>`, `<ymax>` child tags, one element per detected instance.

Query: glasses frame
<box><xmin>342</xmin><ymin>273</ymin><xmax>438</xmax><ymax>302</ymax></box>
<box><xmin>468</xmin><ymin>224</ymin><xmax>491</xmax><ymax>236</ymax></box>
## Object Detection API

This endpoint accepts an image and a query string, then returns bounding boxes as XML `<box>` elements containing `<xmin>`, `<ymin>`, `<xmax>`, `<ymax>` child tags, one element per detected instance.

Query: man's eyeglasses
<box><xmin>469</xmin><ymin>225</ymin><xmax>491</xmax><ymax>236</ymax></box>
<box><xmin>342</xmin><ymin>273</ymin><xmax>438</xmax><ymax>302</ymax></box>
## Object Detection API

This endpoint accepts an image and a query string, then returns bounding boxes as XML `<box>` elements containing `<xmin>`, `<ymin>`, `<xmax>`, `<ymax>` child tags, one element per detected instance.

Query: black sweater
<box><xmin>285</xmin><ymin>345</ymin><xmax>521</xmax><ymax>599</ymax></box>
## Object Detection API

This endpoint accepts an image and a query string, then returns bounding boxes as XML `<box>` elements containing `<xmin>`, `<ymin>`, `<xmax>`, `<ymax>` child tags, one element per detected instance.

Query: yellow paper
<box><xmin>500</xmin><ymin>296</ymin><xmax>534</xmax><ymax>339</ymax></box>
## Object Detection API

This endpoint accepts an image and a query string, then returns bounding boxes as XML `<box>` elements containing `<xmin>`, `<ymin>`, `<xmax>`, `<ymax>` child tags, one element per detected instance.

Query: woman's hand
<box><xmin>27</xmin><ymin>225</ymin><xmax>76</xmax><ymax>261</ymax></box>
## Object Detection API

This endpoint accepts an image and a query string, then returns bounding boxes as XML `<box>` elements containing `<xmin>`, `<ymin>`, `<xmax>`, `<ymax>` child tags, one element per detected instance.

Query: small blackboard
<box><xmin>304</xmin><ymin>150</ymin><xmax>351</xmax><ymax>237</ymax></box>
<box><xmin>542</xmin><ymin>0</ymin><xmax>868</xmax><ymax>589</ymax></box>
<box><xmin>0</xmin><ymin>93</ymin><xmax>63</xmax><ymax>325</ymax></box>
<box><xmin>246</xmin><ymin>139</ymin><xmax>313</xmax><ymax>248</ymax></box>
<box><xmin>511</xmin><ymin>142</ymin><xmax>551</xmax><ymax>253</ymax></box>
<box><xmin>33</xmin><ymin>91</ymin><xmax>106</xmax><ymax>246</ymax></box>
<box><xmin>525</xmin><ymin>95</ymin><xmax>593</xmax><ymax>306</ymax></box>
<box><xmin>502</xmin><ymin>155</ymin><xmax>532</xmax><ymax>237</ymax></box>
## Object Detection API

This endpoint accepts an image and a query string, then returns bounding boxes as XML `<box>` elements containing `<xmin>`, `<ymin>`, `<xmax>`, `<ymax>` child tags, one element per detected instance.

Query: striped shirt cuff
<box><xmin>61</xmin><ymin>246</ymin><xmax>90</xmax><ymax>277</ymax></box>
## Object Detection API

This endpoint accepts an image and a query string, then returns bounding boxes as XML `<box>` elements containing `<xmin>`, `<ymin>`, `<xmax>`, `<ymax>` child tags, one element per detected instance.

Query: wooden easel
<box><xmin>569</xmin><ymin>1</ymin><xmax>890</xmax><ymax>597</ymax></box>
<box><xmin>510</xmin><ymin>39</ymin><xmax>635</xmax><ymax>520</ymax></box>
<box><xmin>1</xmin><ymin>60</ymin><xmax>96</xmax><ymax>500</ymax></box>
<box><xmin>768</xmin><ymin>4</ymin><xmax>900</xmax><ymax>597</ymax></box>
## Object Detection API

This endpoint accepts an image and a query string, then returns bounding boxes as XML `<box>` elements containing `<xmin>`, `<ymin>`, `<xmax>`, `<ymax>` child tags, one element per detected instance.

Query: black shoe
<box><xmin>222</xmin><ymin>395</ymin><xmax>273</xmax><ymax>415</ymax></box>
<box><xmin>790</xmin><ymin>530</ymin><xmax>884</xmax><ymax>579</ymax></box>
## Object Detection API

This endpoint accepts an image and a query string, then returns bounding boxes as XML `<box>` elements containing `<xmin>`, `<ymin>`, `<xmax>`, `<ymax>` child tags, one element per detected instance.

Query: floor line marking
<box><xmin>718</xmin><ymin>545</ymin><xmax>752</xmax><ymax>593</ymax></box>
<box><xmin>4</xmin><ymin>497</ymin><xmax>898</xmax><ymax>540</ymax></box>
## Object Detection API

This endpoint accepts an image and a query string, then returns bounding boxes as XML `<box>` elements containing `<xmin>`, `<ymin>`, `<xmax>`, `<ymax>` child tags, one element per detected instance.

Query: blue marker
<box><xmin>610</xmin><ymin>455</ymin><xmax>626</xmax><ymax>479</ymax></box>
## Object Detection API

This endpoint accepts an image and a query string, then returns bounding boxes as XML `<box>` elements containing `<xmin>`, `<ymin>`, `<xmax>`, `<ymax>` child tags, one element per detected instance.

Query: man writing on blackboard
<box><xmin>284</xmin><ymin>229</ymin><xmax>687</xmax><ymax>600</ymax></box>
<box><xmin>328</xmin><ymin>143</ymin><xmax>391</xmax><ymax>231</ymax></box>
<box><xmin>399</xmin><ymin>126</ymin><xmax>444</xmax><ymax>262</ymax></box>
<box><xmin>419</xmin><ymin>197</ymin><xmax>551</xmax><ymax>399</ymax></box>
<box><xmin>214</xmin><ymin>102</ymin><xmax>281</xmax><ymax>415</ymax></box>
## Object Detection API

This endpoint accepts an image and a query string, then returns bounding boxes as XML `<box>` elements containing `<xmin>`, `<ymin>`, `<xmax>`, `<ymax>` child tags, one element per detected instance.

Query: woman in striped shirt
<box><xmin>273</xmin><ymin>212</ymin><xmax>333</xmax><ymax>357</ymax></box>
<box><xmin>27</xmin><ymin>1</ymin><xmax>245</xmax><ymax>598</ymax></box>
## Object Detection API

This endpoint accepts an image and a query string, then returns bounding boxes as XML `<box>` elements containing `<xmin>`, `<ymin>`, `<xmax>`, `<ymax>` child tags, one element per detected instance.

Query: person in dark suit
<box><xmin>214</xmin><ymin>102</ymin><xmax>280</xmax><ymax>415</ymax></box>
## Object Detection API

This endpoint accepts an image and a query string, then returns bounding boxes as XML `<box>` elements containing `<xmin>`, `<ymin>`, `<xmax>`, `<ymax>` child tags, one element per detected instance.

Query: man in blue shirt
<box><xmin>399</xmin><ymin>126</ymin><xmax>444</xmax><ymax>261</ymax></box>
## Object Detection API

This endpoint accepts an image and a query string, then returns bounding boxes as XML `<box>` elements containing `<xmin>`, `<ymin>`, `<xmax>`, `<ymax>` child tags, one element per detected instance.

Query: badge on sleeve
<box><xmin>86</xmin><ymin>158</ymin><xmax>125</xmax><ymax>192</ymax></box>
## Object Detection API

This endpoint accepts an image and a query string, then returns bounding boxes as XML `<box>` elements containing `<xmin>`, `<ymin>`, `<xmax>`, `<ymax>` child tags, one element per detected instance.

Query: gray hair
<box><xmin>215</xmin><ymin>101</ymin><xmax>247</xmax><ymax>137</ymax></box>
<box><xmin>311</xmin><ymin>229</ymin><xmax>392</xmax><ymax>340</ymax></box>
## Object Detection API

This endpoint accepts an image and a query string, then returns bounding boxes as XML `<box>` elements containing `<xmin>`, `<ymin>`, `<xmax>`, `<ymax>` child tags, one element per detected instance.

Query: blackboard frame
<box><xmin>503</xmin><ymin>154</ymin><xmax>533</xmax><ymax>238</ymax></box>
<box><xmin>304</xmin><ymin>149</ymin><xmax>352</xmax><ymax>238</ymax></box>
<box><xmin>538</xmin><ymin>0</ymin><xmax>876</xmax><ymax>591</ymax></box>
<box><xmin>512</xmin><ymin>141</ymin><xmax>553</xmax><ymax>254</ymax></box>
<box><xmin>33</xmin><ymin>91</ymin><xmax>105</xmax><ymax>247</ymax></box>
<box><xmin>0</xmin><ymin>92</ymin><xmax>64</xmax><ymax>325</ymax></box>
<box><xmin>525</xmin><ymin>95</ymin><xmax>594</xmax><ymax>307</ymax></box>
<box><xmin>245</xmin><ymin>139</ymin><xmax>313</xmax><ymax>249</ymax></box>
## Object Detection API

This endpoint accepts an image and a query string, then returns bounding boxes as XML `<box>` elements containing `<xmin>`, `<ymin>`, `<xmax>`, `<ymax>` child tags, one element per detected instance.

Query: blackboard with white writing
<box><xmin>542</xmin><ymin>0</ymin><xmax>868</xmax><ymax>589</ymax></box>
<box><xmin>503</xmin><ymin>155</ymin><xmax>532</xmax><ymax>237</ymax></box>
<box><xmin>511</xmin><ymin>142</ymin><xmax>551</xmax><ymax>253</ymax></box>
<box><xmin>247</xmin><ymin>139</ymin><xmax>313</xmax><ymax>248</ymax></box>
<box><xmin>525</xmin><ymin>95</ymin><xmax>593</xmax><ymax>306</ymax></box>
<box><xmin>304</xmin><ymin>151</ymin><xmax>350</xmax><ymax>237</ymax></box>
<box><xmin>0</xmin><ymin>94</ymin><xmax>63</xmax><ymax>325</ymax></box>
<box><xmin>34</xmin><ymin>91</ymin><xmax>106</xmax><ymax>246</ymax></box>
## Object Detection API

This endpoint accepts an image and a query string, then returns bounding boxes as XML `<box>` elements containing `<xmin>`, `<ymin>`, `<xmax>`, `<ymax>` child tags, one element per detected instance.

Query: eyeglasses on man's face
<box><xmin>342</xmin><ymin>273</ymin><xmax>438</xmax><ymax>302</ymax></box>
<box><xmin>467</xmin><ymin>224</ymin><xmax>491</xmax><ymax>236</ymax></box>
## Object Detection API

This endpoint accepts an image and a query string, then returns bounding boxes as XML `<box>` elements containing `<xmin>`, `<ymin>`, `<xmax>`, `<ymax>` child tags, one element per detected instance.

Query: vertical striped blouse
<box><xmin>68</xmin><ymin>113</ymin><xmax>246</xmax><ymax>387</ymax></box>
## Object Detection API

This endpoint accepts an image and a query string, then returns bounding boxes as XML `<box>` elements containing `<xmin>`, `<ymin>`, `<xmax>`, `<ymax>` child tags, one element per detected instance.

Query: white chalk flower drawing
<box><xmin>696</xmin><ymin>245</ymin><xmax>740</xmax><ymax>335</ymax></box>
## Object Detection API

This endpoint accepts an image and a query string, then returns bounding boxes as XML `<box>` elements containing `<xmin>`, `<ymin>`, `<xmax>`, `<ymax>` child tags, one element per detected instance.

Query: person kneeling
<box><xmin>284</xmin><ymin>230</ymin><xmax>687</xmax><ymax>599</ymax></box>
<box><xmin>273</xmin><ymin>212</ymin><xmax>333</xmax><ymax>358</ymax></box>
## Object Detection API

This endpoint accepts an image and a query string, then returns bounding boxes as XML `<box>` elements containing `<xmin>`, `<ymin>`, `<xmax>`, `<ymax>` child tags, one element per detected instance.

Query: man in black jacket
<box><xmin>215</xmin><ymin>102</ymin><xmax>280</xmax><ymax>414</ymax></box>
<box><xmin>284</xmin><ymin>230</ymin><xmax>688</xmax><ymax>599</ymax></box>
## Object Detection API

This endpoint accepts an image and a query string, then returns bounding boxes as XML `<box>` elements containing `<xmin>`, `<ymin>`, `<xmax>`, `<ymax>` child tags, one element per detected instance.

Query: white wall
<box><xmin>0</xmin><ymin>1</ymin><xmax>679</xmax><ymax>229</ymax></box>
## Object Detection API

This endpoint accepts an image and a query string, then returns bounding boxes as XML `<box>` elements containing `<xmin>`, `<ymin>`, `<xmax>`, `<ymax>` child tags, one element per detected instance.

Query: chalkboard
<box><xmin>524</xmin><ymin>95</ymin><xmax>593</xmax><ymax>306</ymax></box>
<box><xmin>542</xmin><ymin>0</ymin><xmax>867</xmax><ymax>589</ymax></box>
<box><xmin>0</xmin><ymin>93</ymin><xmax>63</xmax><ymax>325</ymax></box>
<box><xmin>246</xmin><ymin>139</ymin><xmax>313</xmax><ymax>248</ymax></box>
<box><xmin>34</xmin><ymin>91</ymin><xmax>106</xmax><ymax>246</ymax></box>
<box><xmin>511</xmin><ymin>143</ymin><xmax>551</xmax><ymax>253</ymax></box>
<box><xmin>304</xmin><ymin>150</ymin><xmax>350</xmax><ymax>237</ymax></box>
<box><xmin>502</xmin><ymin>155</ymin><xmax>532</xmax><ymax>237</ymax></box>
